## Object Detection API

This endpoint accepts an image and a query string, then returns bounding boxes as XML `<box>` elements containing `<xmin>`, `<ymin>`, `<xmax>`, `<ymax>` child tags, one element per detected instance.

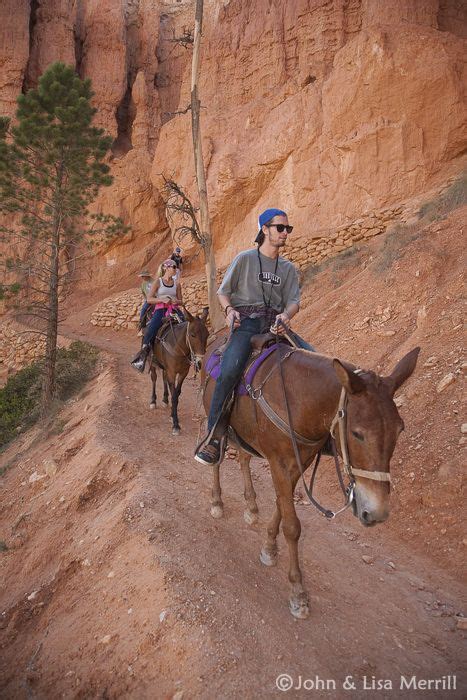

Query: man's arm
<box><xmin>218</xmin><ymin>293</ymin><xmax>241</xmax><ymax>328</ymax></box>
<box><xmin>275</xmin><ymin>265</ymin><xmax>300</xmax><ymax>333</ymax></box>
<box><xmin>217</xmin><ymin>254</ymin><xmax>243</xmax><ymax>328</ymax></box>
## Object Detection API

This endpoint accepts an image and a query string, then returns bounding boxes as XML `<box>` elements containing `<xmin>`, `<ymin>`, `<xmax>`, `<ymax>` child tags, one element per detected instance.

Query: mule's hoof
<box><xmin>162</xmin><ymin>400</ymin><xmax>169</xmax><ymax>408</ymax></box>
<box><xmin>210</xmin><ymin>505</ymin><xmax>224</xmax><ymax>519</ymax></box>
<box><xmin>289</xmin><ymin>595</ymin><xmax>310</xmax><ymax>620</ymax></box>
<box><xmin>260</xmin><ymin>548</ymin><xmax>277</xmax><ymax>567</ymax></box>
<box><xmin>244</xmin><ymin>509</ymin><xmax>258</xmax><ymax>526</ymax></box>
<box><xmin>149</xmin><ymin>403</ymin><xmax>156</xmax><ymax>410</ymax></box>
<box><xmin>172</xmin><ymin>427</ymin><xmax>181</xmax><ymax>436</ymax></box>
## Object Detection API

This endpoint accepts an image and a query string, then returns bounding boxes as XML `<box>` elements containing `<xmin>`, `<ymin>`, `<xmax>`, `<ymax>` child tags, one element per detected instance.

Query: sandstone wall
<box><xmin>0</xmin><ymin>0</ymin><xmax>465</xmax><ymax>297</ymax></box>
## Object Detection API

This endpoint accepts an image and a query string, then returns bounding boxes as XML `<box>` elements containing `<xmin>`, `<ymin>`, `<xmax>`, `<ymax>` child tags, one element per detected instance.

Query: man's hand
<box><xmin>226</xmin><ymin>307</ymin><xmax>241</xmax><ymax>329</ymax></box>
<box><xmin>273</xmin><ymin>312</ymin><xmax>291</xmax><ymax>335</ymax></box>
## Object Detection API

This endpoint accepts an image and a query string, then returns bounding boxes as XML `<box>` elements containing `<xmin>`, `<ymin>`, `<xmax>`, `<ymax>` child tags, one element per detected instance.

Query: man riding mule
<box><xmin>200</xmin><ymin>331</ymin><xmax>420</xmax><ymax>617</ymax></box>
<box><xmin>195</xmin><ymin>207</ymin><xmax>313</xmax><ymax>466</ymax></box>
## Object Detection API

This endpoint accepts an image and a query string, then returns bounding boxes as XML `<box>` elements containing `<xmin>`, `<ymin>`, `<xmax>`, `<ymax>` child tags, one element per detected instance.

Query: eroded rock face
<box><xmin>0</xmin><ymin>0</ymin><xmax>465</xmax><ymax>289</ymax></box>
<box><xmin>0</xmin><ymin>0</ymin><xmax>30</xmax><ymax>118</ymax></box>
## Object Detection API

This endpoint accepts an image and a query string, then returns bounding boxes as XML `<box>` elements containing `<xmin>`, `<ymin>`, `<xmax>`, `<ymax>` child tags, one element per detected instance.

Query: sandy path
<box><xmin>57</xmin><ymin>308</ymin><xmax>466</xmax><ymax>699</ymax></box>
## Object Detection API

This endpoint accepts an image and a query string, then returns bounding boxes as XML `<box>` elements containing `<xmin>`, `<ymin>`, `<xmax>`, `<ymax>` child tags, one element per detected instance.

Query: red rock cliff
<box><xmin>0</xmin><ymin>0</ymin><xmax>465</xmax><ymax>290</ymax></box>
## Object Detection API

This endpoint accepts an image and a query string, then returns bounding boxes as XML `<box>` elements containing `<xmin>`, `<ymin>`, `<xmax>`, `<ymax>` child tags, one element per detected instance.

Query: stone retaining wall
<box><xmin>0</xmin><ymin>320</ymin><xmax>68</xmax><ymax>382</ymax></box>
<box><xmin>89</xmin><ymin>175</ymin><xmax>461</xmax><ymax>331</ymax></box>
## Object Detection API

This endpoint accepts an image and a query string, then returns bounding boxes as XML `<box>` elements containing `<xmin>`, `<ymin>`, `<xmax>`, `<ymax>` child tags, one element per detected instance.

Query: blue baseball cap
<box><xmin>255</xmin><ymin>208</ymin><xmax>287</xmax><ymax>243</ymax></box>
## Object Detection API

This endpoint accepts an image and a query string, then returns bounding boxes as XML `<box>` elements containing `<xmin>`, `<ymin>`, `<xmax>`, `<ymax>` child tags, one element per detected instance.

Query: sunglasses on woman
<box><xmin>266</xmin><ymin>223</ymin><xmax>294</xmax><ymax>234</ymax></box>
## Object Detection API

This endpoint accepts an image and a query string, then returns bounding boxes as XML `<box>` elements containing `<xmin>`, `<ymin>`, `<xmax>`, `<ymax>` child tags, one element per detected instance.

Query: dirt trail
<box><xmin>1</xmin><ymin>227</ymin><xmax>466</xmax><ymax>698</ymax></box>
<box><xmin>49</xmin><ymin>313</ymin><xmax>467</xmax><ymax>695</ymax></box>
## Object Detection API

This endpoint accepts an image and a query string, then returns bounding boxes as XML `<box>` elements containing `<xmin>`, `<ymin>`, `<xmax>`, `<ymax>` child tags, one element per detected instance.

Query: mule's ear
<box><xmin>385</xmin><ymin>347</ymin><xmax>420</xmax><ymax>396</ymax></box>
<box><xmin>184</xmin><ymin>307</ymin><xmax>195</xmax><ymax>322</ymax></box>
<box><xmin>200</xmin><ymin>307</ymin><xmax>209</xmax><ymax>322</ymax></box>
<box><xmin>333</xmin><ymin>359</ymin><xmax>365</xmax><ymax>394</ymax></box>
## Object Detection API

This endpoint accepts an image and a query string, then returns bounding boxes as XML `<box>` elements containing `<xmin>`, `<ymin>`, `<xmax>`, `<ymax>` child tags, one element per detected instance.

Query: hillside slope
<box><xmin>0</xmin><ymin>206</ymin><xmax>465</xmax><ymax>697</ymax></box>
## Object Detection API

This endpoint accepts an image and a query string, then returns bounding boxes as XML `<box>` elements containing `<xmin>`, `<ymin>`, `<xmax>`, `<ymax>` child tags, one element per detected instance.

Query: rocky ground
<box><xmin>0</xmin><ymin>209</ymin><xmax>465</xmax><ymax>698</ymax></box>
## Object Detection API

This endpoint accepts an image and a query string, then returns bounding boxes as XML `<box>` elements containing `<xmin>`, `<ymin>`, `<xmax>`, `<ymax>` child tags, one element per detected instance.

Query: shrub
<box><xmin>0</xmin><ymin>341</ymin><xmax>99</xmax><ymax>448</ymax></box>
<box><xmin>418</xmin><ymin>173</ymin><xmax>467</xmax><ymax>222</ymax></box>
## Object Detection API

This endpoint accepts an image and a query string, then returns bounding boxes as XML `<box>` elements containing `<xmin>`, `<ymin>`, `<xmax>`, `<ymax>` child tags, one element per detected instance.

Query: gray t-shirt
<box><xmin>218</xmin><ymin>249</ymin><xmax>300</xmax><ymax>312</ymax></box>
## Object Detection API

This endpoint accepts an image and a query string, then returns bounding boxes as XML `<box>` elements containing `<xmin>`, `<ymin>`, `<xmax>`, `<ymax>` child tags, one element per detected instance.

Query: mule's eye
<box><xmin>352</xmin><ymin>430</ymin><xmax>364</xmax><ymax>442</ymax></box>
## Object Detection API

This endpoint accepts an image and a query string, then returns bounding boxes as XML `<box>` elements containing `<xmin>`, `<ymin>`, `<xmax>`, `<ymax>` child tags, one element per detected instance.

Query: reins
<box><xmin>260</xmin><ymin>321</ymin><xmax>390</xmax><ymax>518</ymax></box>
<box><xmin>270</xmin><ymin>325</ymin><xmax>355</xmax><ymax>519</ymax></box>
<box><xmin>159</xmin><ymin>319</ymin><xmax>199</xmax><ymax>371</ymax></box>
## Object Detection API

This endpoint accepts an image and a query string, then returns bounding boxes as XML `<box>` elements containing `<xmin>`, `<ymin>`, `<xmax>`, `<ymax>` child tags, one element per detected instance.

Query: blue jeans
<box><xmin>143</xmin><ymin>308</ymin><xmax>166</xmax><ymax>346</ymax></box>
<box><xmin>207</xmin><ymin>318</ymin><xmax>314</xmax><ymax>432</ymax></box>
<box><xmin>143</xmin><ymin>308</ymin><xmax>184</xmax><ymax>346</ymax></box>
<box><xmin>140</xmin><ymin>301</ymin><xmax>150</xmax><ymax>322</ymax></box>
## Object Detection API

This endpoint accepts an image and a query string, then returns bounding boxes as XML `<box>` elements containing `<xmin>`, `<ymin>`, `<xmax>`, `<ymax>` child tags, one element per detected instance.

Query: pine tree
<box><xmin>0</xmin><ymin>62</ymin><xmax>128</xmax><ymax>416</ymax></box>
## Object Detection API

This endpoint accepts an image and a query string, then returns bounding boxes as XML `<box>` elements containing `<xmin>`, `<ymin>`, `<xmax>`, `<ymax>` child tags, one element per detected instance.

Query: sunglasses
<box><xmin>266</xmin><ymin>224</ymin><xmax>293</xmax><ymax>234</ymax></box>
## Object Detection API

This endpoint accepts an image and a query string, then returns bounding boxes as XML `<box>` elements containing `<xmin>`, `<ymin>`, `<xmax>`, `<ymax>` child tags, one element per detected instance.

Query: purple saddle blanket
<box><xmin>205</xmin><ymin>344</ymin><xmax>277</xmax><ymax>396</ymax></box>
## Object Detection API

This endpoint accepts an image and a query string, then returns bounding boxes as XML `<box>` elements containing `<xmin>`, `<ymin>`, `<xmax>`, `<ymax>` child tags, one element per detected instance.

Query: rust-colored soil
<box><xmin>0</xmin><ymin>211</ymin><xmax>465</xmax><ymax>698</ymax></box>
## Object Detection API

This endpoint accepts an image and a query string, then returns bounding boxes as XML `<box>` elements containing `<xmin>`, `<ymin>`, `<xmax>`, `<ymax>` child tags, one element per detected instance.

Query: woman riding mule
<box><xmin>195</xmin><ymin>207</ymin><xmax>313</xmax><ymax>466</ymax></box>
<box><xmin>131</xmin><ymin>258</ymin><xmax>184</xmax><ymax>373</ymax></box>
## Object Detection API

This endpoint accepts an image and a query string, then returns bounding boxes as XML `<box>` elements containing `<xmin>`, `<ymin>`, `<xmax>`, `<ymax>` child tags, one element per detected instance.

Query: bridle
<box><xmin>330</xmin><ymin>383</ymin><xmax>392</xmax><ymax>485</ymax></box>
<box><xmin>265</xmin><ymin>325</ymin><xmax>391</xmax><ymax>519</ymax></box>
<box><xmin>159</xmin><ymin>319</ymin><xmax>203</xmax><ymax>371</ymax></box>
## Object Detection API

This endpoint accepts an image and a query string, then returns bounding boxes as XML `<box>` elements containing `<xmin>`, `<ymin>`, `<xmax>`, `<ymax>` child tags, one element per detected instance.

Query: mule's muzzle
<box><xmin>354</xmin><ymin>482</ymin><xmax>389</xmax><ymax>527</ymax></box>
<box><xmin>194</xmin><ymin>356</ymin><xmax>203</xmax><ymax>372</ymax></box>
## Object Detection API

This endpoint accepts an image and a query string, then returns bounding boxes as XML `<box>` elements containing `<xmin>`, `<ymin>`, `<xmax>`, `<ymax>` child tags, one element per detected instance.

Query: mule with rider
<box><xmin>198</xmin><ymin>207</ymin><xmax>420</xmax><ymax>618</ymax></box>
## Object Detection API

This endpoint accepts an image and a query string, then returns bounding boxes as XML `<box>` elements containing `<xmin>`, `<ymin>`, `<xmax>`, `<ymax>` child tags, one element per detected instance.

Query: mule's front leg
<box><xmin>210</xmin><ymin>463</ymin><xmax>224</xmax><ymax>518</ymax></box>
<box><xmin>238</xmin><ymin>451</ymin><xmax>259</xmax><ymax>525</ymax></box>
<box><xmin>162</xmin><ymin>371</ymin><xmax>169</xmax><ymax>407</ymax></box>
<box><xmin>272</xmin><ymin>464</ymin><xmax>309</xmax><ymax>619</ymax></box>
<box><xmin>260</xmin><ymin>499</ymin><xmax>281</xmax><ymax>567</ymax></box>
<box><xmin>168</xmin><ymin>381</ymin><xmax>181</xmax><ymax>434</ymax></box>
<box><xmin>149</xmin><ymin>366</ymin><xmax>157</xmax><ymax>409</ymax></box>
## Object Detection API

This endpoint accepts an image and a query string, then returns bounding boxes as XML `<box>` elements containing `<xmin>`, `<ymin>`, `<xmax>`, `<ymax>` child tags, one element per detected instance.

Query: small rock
<box><xmin>43</xmin><ymin>458</ymin><xmax>58</xmax><ymax>477</ymax></box>
<box><xmin>387</xmin><ymin>561</ymin><xmax>396</xmax><ymax>569</ymax></box>
<box><xmin>456</xmin><ymin>618</ymin><xmax>467</xmax><ymax>631</ymax></box>
<box><xmin>82</xmin><ymin>558</ymin><xmax>91</xmax><ymax>567</ymax></box>
<box><xmin>436</xmin><ymin>373</ymin><xmax>455</xmax><ymax>393</ymax></box>
<box><xmin>394</xmin><ymin>394</ymin><xmax>406</xmax><ymax>407</ymax></box>
<box><xmin>461</xmin><ymin>424</ymin><xmax>467</xmax><ymax>434</ymax></box>
<box><xmin>127</xmin><ymin>608</ymin><xmax>133</xmax><ymax>615</ymax></box>
<box><xmin>107</xmin><ymin>571</ymin><xmax>115</xmax><ymax>579</ymax></box>
<box><xmin>99</xmin><ymin>634</ymin><xmax>112</xmax><ymax>645</ymax></box>
<box><xmin>362</xmin><ymin>555</ymin><xmax>374</xmax><ymax>564</ymax></box>
<box><xmin>27</xmin><ymin>591</ymin><xmax>39</xmax><ymax>601</ymax></box>
<box><xmin>29</xmin><ymin>471</ymin><xmax>46</xmax><ymax>484</ymax></box>
<box><xmin>416</xmin><ymin>306</ymin><xmax>427</xmax><ymax>328</ymax></box>
<box><xmin>159</xmin><ymin>610</ymin><xmax>167</xmax><ymax>622</ymax></box>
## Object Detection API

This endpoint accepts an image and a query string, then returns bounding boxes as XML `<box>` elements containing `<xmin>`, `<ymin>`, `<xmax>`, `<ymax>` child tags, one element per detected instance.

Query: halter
<box><xmin>159</xmin><ymin>320</ymin><xmax>200</xmax><ymax>371</ymax></box>
<box><xmin>255</xmin><ymin>324</ymin><xmax>391</xmax><ymax>519</ymax></box>
<box><xmin>330</xmin><ymin>382</ymin><xmax>392</xmax><ymax>484</ymax></box>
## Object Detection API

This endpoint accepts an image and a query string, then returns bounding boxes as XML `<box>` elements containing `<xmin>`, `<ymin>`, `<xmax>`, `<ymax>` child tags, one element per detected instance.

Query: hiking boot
<box><xmin>194</xmin><ymin>439</ymin><xmax>221</xmax><ymax>466</ymax></box>
<box><xmin>131</xmin><ymin>344</ymin><xmax>150</xmax><ymax>373</ymax></box>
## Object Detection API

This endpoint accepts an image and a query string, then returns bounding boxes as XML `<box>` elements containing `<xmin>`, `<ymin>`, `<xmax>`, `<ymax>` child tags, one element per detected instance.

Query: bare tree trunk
<box><xmin>40</xmin><ymin>229</ymin><xmax>59</xmax><ymax>417</ymax></box>
<box><xmin>40</xmin><ymin>166</ymin><xmax>63</xmax><ymax>418</ymax></box>
<box><xmin>191</xmin><ymin>0</ymin><xmax>223</xmax><ymax>331</ymax></box>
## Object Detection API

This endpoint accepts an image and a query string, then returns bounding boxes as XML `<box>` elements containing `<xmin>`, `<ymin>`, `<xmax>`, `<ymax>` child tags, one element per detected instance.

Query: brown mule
<box><xmin>201</xmin><ymin>337</ymin><xmax>420</xmax><ymax>618</ymax></box>
<box><xmin>150</xmin><ymin>308</ymin><xmax>209</xmax><ymax>434</ymax></box>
